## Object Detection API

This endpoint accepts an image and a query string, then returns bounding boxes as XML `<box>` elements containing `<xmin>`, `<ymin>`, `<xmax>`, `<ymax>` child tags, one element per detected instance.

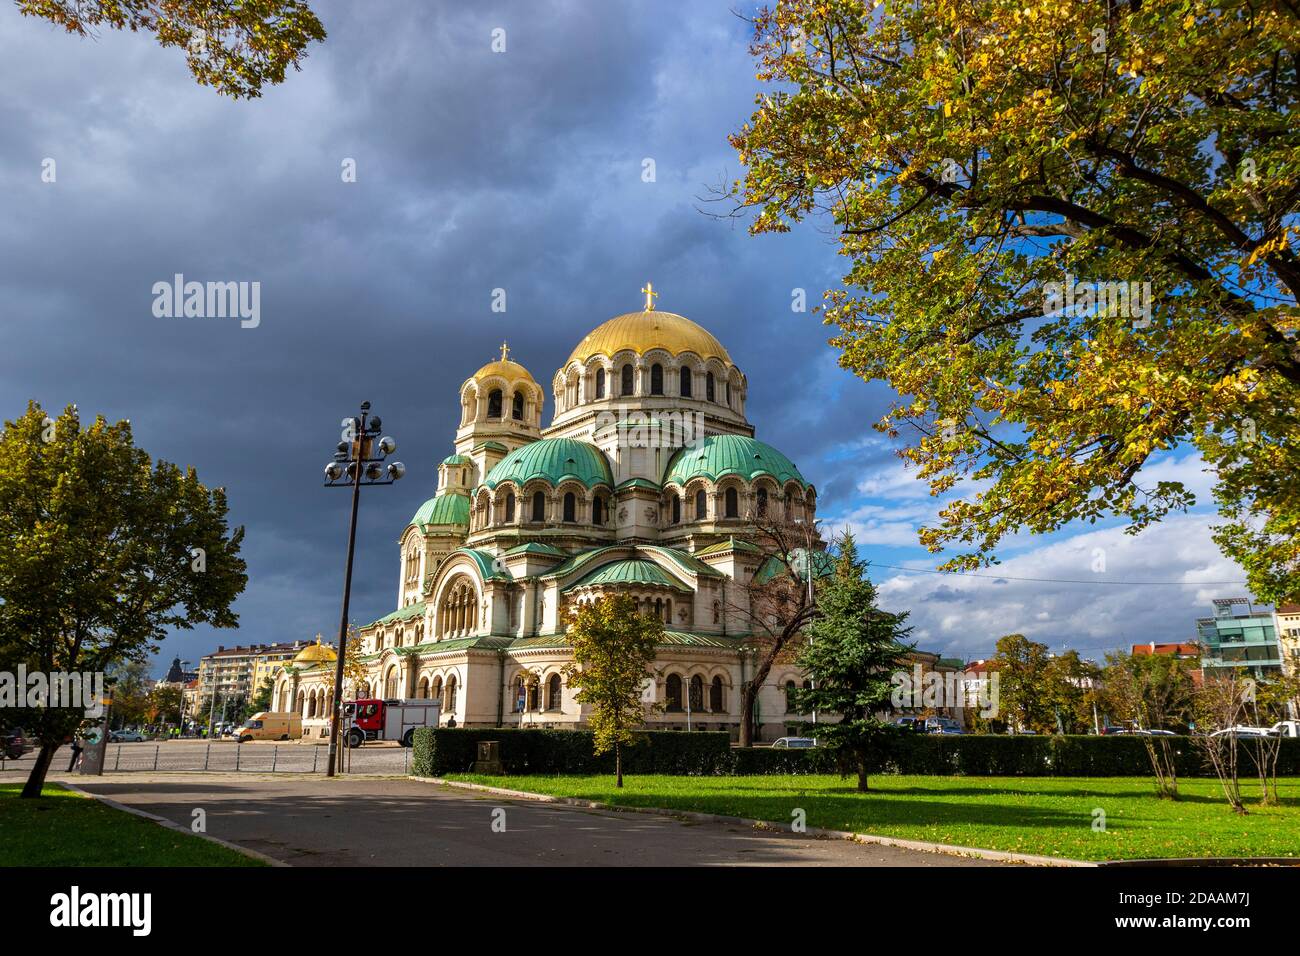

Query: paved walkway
<box><xmin>67</xmin><ymin>773</ymin><xmax>1001</xmax><ymax>867</ymax></box>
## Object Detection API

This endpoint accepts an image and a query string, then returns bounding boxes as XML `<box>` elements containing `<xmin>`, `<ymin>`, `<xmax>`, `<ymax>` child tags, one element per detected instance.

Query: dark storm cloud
<box><xmin>0</xmin><ymin>0</ymin><xmax>893</xmax><ymax>671</ymax></box>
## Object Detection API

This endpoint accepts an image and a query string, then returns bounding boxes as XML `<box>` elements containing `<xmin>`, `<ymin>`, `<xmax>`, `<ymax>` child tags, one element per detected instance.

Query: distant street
<box><xmin>0</xmin><ymin>739</ymin><xmax>414</xmax><ymax>776</ymax></box>
<box><xmin>57</xmin><ymin>773</ymin><xmax>1001</xmax><ymax>867</ymax></box>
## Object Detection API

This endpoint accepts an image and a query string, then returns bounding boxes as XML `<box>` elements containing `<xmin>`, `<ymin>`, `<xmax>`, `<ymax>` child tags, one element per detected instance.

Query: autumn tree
<box><xmin>562</xmin><ymin>594</ymin><xmax>662</xmax><ymax>788</ymax></box>
<box><xmin>730</xmin><ymin>510</ymin><xmax>825</xmax><ymax>746</ymax></box>
<box><xmin>1101</xmin><ymin>650</ymin><xmax>1196</xmax><ymax>797</ymax></box>
<box><xmin>729</xmin><ymin>0</ymin><xmax>1300</xmax><ymax>603</ymax></box>
<box><xmin>0</xmin><ymin>402</ymin><xmax>246</xmax><ymax>797</ymax></box>
<box><xmin>790</xmin><ymin>532</ymin><xmax>911</xmax><ymax>791</ymax></box>
<box><xmin>988</xmin><ymin>634</ymin><xmax>1054</xmax><ymax>733</ymax></box>
<box><xmin>17</xmin><ymin>0</ymin><xmax>326</xmax><ymax>98</ymax></box>
<box><xmin>1042</xmin><ymin>650</ymin><xmax>1101</xmax><ymax>734</ymax></box>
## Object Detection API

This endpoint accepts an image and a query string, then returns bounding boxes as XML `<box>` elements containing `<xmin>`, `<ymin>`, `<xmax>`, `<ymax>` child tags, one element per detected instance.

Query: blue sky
<box><xmin>0</xmin><ymin>1</ymin><xmax>1254</xmax><ymax>674</ymax></box>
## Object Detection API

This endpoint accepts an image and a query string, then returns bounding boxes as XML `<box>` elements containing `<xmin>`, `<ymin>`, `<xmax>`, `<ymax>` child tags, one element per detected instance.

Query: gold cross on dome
<box><xmin>641</xmin><ymin>281</ymin><xmax>658</xmax><ymax>311</ymax></box>
<box><xmin>500</xmin><ymin>341</ymin><xmax>510</xmax><ymax>362</ymax></box>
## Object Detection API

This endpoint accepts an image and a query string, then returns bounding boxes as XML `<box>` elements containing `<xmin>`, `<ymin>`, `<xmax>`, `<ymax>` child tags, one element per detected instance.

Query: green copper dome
<box><xmin>483</xmin><ymin>438</ymin><xmax>613</xmax><ymax>490</ymax></box>
<box><xmin>563</xmin><ymin>559</ymin><xmax>688</xmax><ymax>593</ymax></box>
<box><xmin>663</xmin><ymin>435</ymin><xmax>808</xmax><ymax>488</ymax></box>
<box><xmin>409</xmin><ymin>491</ymin><xmax>470</xmax><ymax>528</ymax></box>
<box><xmin>441</xmin><ymin>454</ymin><xmax>470</xmax><ymax>466</ymax></box>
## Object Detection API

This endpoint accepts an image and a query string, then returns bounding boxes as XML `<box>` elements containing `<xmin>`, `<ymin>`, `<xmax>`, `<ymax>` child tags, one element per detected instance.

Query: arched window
<box><xmin>505</xmin><ymin>492</ymin><xmax>515</xmax><ymax>522</ymax></box>
<box><xmin>710</xmin><ymin>676</ymin><xmax>723</xmax><ymax>712</ymax></box>
<box><xmin>671</xmin><ymin>494</ymin><xmax>681</xmax><ymax>524</ymax></box>
<box><xmin>526</xmin><ymin>679</ymin><xmax>539</xmax><ymax>711</ymax></box>
<box><xmin>651</xmin><ymin>363</ymin><xmax>664</xmax><ymax>395</ymax></box>
<box><xmin>695</xmin><ymin>489</ymin><xmax>707</xmax><ymax>520</ymax></box>
<box><xmin>417</xmin><ymin>677</ymin><xmax>430</xmax><ymax>699</ymax></box>
<box><xmin>547</xmin><ymin>673</ymin><xmax>562</xmax><ymax>711</ymax></box>
<box><xmin>595</xmin><ymin>367</ymin><xmax>606</xmax><ymax>399</ymax></box>
<box><xmin>432</xmin><ymin>676</ymin><xmax>443</xmax><ymax>705</ymax></box>
<box><xmin>511</xmin><ymin>391</ymin><xmax>524</xmax><ymax>420</ymax></box>
<box><xmin>756</xmin><ymin>487</ymin><xmax>768</xmax><ymax>517</ymax></box>
<box><xmin>621</xmin><ymin>364</ymin><xmax>635</xmax><ymax>396</ymax></box>
<box><xmin>563</xmin><ymin>492</ymin><xmax>576</xmax><ymax>522</ymax></box>
<box><xmin>689</xmin><ymin>675</ymin><xmax>704</xmax><ymax>712</ymax></box>
<box><xmin>487</xmin><ymin>389</ymin><xmax>503</xmax><ymax>419</ymax></box>
<box><xmin>446</xmin><ymin>675</ymin><xmax>458</xmax><ymax>713</ymax></box>
<box><xmin>385</xmin><ymin>667</ymin><xmax>399</xmax><ymax>699</ymax></box>
<box><xmin>592</xmin><ymin>496</ymin><xmax>604</xmax><ymax>526</ymax></box>
<box><xmin>726</xmin><ymin>381</ymin><xmax>732</xmax><ymax>406</ymax></box>
<box><xmin>665</xmin><ymin>674</ymin><xmax>683</xmax><ymax>712</ymax></box>
<box><xmin>664</xmin><ymin>599</ymin><xmax>672</xmax><ymax>624</ymax></box>
<box><xmin>679</xmin><ymin>367</ymin><xmax>692</xmax><ymax>397</ymax></box>
<box><xmin>532</xmin><ymin>491</ymin><xmax>546</xmax><ymax>522</ymax></box>
<box><xmin>512</xmin><ymin>676</ymin><xmax>525</xmax><ymax>713</ymax></box>
<box><xmin>725</xmin><ymin>487</ymin><xmax>739</xmax><ymax>518</ymax></box>
<box><xmin>785</xmin><ymin>680</ymin><xmax>797</xmax><ymax>713</ymax></box>
<box><xmin>706</xmin><ymin>372</ymin><xmax>715</xmax><ymax>402</ymax></box>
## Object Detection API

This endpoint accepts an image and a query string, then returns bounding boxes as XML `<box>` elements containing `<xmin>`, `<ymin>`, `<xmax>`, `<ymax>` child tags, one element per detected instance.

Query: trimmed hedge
<box><xmin>412</xmin><ymin>727</ymin><xmax>731</xmax><ymax>777</ymax></box>
<box><xmin>412</xmin><ymin>728</ymin><xmax>1300</xmax><ymax>778</ymax></box>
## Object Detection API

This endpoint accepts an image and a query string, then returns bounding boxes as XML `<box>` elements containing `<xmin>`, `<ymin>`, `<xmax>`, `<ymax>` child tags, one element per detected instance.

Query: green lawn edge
<box><xmin>0</xmin><ymin>783</ymin><xmax>265</xmax><ymax>867</ymax></box>
<box><xmin>445</xmin><ymin>773</ymin><xmax>1300</xmax><ymax>862</ymax></box>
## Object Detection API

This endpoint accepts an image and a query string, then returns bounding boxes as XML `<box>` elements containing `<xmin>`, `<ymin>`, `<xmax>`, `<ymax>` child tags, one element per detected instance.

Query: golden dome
<box><xmin>293</xmin><ymin>638</ymin><xmax>337</xmax><ymax>665</ymax></box>
<box><xmin>566</xmin><ymin>310</ymin><xmax>732</xmax><ymax>366</ymax></box>
<box><xmin>470</xmin><ymin>342</ymin><xmax>536</xmax><ymax>385</ymax></box>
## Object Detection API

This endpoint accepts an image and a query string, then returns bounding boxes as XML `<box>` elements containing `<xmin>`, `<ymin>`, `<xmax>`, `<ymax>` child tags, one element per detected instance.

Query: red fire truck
<box><xmin>343</xmin><ymin>698</ymin><xmax>442</xmax><ymax>748</ymax></box>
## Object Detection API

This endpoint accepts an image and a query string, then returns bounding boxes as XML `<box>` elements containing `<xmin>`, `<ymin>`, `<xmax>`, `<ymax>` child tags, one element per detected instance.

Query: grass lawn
<box><xmin>0</xmin><ymin>783</ymin><xmax>264</xmax><ymax>867</ymax></box>
<box><xmin>447</xmin><ymin>773</ymin><xmax>1300</xmax><ymax>861</ymax></box>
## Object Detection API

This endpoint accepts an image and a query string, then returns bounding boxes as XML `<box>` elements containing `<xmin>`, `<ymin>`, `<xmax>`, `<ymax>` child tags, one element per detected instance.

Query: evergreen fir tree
<box><xmin>792</xmin><ymin>531</ymin><xmax>912</xmax><ymax>791</ymax></box>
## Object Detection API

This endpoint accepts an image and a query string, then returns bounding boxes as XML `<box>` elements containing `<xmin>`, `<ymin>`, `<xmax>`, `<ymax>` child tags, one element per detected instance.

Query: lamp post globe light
<box><xmin>323</xmin><ymin>401</ymin><xmax>404</xmax><ymax>776</ymax></box>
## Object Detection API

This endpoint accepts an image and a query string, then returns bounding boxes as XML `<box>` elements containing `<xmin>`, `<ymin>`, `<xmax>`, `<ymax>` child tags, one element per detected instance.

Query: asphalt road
<box><xmin>64</xmin><ymin>774</ymin><xmax>1002</xmax><ymax>867</ymax></box>
<box><xmin>0</xmin><ymin>738</ymin><xmax>412</xmax><ymax>775</ymax></box>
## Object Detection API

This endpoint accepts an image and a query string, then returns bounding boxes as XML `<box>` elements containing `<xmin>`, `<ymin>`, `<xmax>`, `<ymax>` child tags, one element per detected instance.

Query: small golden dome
<box><xmin>566</xmin><ymin>310</ymin><xmax>732</xmax><ymax>366</ymax></box>
<box><xmin>293</xmin><ymin>637</ymin><xmax>337</xmax><ymax>665</ymax></box>
<box><xmin>471</xmin><ymin>342</ymin><xmax>536</xmax><ymax>385</ymax></box>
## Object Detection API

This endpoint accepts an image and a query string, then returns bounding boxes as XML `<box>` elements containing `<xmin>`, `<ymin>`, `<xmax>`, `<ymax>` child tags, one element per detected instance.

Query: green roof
<box><xmin>694</xmin><ymin>537</ymin><xmax>762</xmax><ymax>557</ymax></box>
<box><xmin>504</xmin><ymin>542</ymin><xmax>568</xmax><ymax>557</ymax></box>
<box><xmin>475</xmin><ymin>441</ymin><xmax>508</xmax><ymax>452</ymax></box>
<box><xmin>483</xmin><ymin>438</ymin><xmax>613</xmax><ymax>490</ymax></box>
<box><xmin>616</xmin><ymin>477</ymin><xmax>660</xmax><ymax>492</ymax></box>
<box><xmin>446</xmin><ymin>547</ymin><xmax>511</xmax><ymax>581</ymax></box>
<box><xmin>663</xmin><ymin>435</ymin><xmax>808</xmax><ymax>489</ymax></box>
<box><xmin>409</xmin><ymin>492</ymin><xmax>470</xmax><ymax>528</ymax></box>
<box><xmin>510</xmin><ymin>631</ymin><xmax>738</xmax><ymax>650</ymax></box>
<box><xmin>441</xmin><ymin>454</ymin><xmax>470</xmax><ymax>465</ymax></box>
<box><xmin>541</xmin><ymin>545</ymin><xmax>723</xmax><ymax>582</ymax></box>
<box><xmin>563</xmin><ymin>559</ymin><xmax>689</xmax><ymax>593</ymax></box>
<box><xmin>371</xmin><ymin>602</ymin><xmax>426</xmax><ymax>627</ymax></box>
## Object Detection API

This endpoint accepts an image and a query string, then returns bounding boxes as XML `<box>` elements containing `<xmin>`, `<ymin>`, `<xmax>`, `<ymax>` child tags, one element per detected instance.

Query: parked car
<box><xmin>110</xmin><ymin>729</ymin><xmax>146</xmax><ymax>743</ymax></box>
<box><xmin>893</xmin><ymin>717</ymin><xmax>925</xmax><ymax>733</ymax></box>
<box><xmin>771</xmin><ymin>737</ymin><xmax>819</xmax><ymax>749</ymax></box>
<box><xmin>1209</xmin><ymin>725</ymin><xmax>1278</xmax><ymax>738</ymax></box>
<box><xmin>924</xmin><ymin>717</ymin><xmax>963</xmax><ymax>735</ymax></box>
<box><xmin>1271</xmin><ymin>721</ymin><xmax>1300</xmax><ymax>738</ymax></box>
<box><xmin>2</xmin><ymin>727</ymin><xmax>31</xmax><ymax>760</ymax></box>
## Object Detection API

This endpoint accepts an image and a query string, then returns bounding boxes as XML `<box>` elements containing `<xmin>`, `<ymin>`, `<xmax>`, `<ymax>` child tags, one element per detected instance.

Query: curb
<box><xmin>60</xmin><ymin>782</ymin><xmax>289</xmax><ymax>868</ymax></box>
<box><xmin>413</xmin><ymin>776</ymin><xmax>1096</xmax><ymax>867</ymax></box>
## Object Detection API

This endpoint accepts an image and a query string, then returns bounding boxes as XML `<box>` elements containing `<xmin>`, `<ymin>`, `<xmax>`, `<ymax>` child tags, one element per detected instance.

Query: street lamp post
<box><xmin>323</xmin><ymin>401</ymin><xmax>405</xmax><ymax>777</ymax></box>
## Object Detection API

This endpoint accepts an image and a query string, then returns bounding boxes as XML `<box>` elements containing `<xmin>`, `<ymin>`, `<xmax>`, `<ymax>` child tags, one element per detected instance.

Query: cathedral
<box><xmin>276</xmin><ymin>287</ymin><xmax>822</xmax><ymax>742</ymax></box>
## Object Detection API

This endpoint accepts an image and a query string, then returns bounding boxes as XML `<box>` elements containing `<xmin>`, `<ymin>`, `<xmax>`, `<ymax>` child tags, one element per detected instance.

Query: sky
<box><xmin>0</xmin><ymin>0</ymin><xmax>1260</xmax><ymax>675</ymax></box>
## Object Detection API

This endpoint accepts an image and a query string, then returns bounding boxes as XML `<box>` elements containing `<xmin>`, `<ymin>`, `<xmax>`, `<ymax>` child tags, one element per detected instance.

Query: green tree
<box><xmin>988</xmin><ymin>634</ymin><xmax>1054</xmax><ymax>734</ymax></box>
<box><xmin>147</xmin><ymin>681</ymin><xmax>184</xmax><ymax>726</ymax></box>
<box><xmin>17</xmin><ymin>0</ymin><xmax>326</xmax><ymax>99</ymax></box>
<box><xmin>790</xmin><ymin>532</ymin><xmax>911</xmax><ymax>791</ymax></box>
<box><xmin>1042</xmin><ymin>650</ymin><xmax>1101</xmax><ymax>734</ymax></box>
<box><xmin>729</xmin><ymin>0</ymin><xmax>1300</xmax><ymax>603</ymax></box>
<box><xmin>1100</xmin><ymin>650</ymin><xmax>1196</xmax><ymax>797</ymax></box>
<box><xmin>561</xmin><ymin>594</ymin><xmax>661</xmax><ymax>788</ymax></box>
<box><xmin>0</xmin><ymin>402</ymin><xmax>246</xmax><ymax>797</ymax></box>
<box><xmin>250</xmin><ymin>675</ymin><xmax>275</xmax><ymax>714</ymax></box>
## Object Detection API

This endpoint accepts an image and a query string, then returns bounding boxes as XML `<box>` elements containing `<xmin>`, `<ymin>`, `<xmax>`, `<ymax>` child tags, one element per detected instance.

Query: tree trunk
<box><xmin>21</xmin><ymin>741</ymin><xmax>57</xmax><ymax>799</ymax></box>
<box><xmin>739</xmin><ymin>688</ymin><xmax>755</xmax><ymax>748</ymax></box>
<box><xmin>615</xmin><ymin>741</ymin><xmax>623</xmax><ymax>789</ymax></box>
<box><xmin>856</xmin><ymin>761</ymin><xmax>869</xmax><ymax>792</ymax></box>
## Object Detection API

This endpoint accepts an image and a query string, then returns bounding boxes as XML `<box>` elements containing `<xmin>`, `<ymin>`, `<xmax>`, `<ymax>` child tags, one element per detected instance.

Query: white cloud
<box><xmin>873</xmin><ymin>513</ymin><xmax>1251</xmax><ymax>661</ymax></box>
